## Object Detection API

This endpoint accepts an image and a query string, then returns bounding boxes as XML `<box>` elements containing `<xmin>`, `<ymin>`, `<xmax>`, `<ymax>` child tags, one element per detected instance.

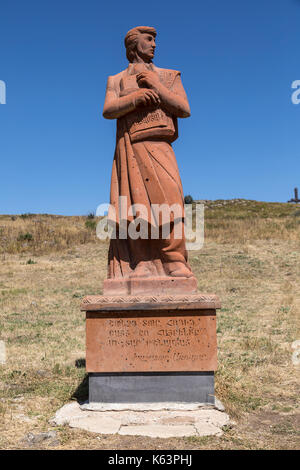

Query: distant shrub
<box><xmin>17</xmin><ymin>232</ymin><xmax>33</xmax><ymax>242</ymax></box>
<box><xmin>87</xmin><ymin>212</ymin><xmax>95</xmax><ymax>219</ymax></box>
<box><xmin>184</xmin><ymin>195</ymin><xmax>194</xmax><ymax>204</ymax></box>
<box><xmin>20</xmin><ymin>213</ymin><xmax>34</xmax><ymax>219</ymax></box>
<box><xmin>85</xmin><ymin>219</ymin><xmax>97</xmax><ymax>230</ymax></box>
<box><xmin>26</xmin><ymin>259</ymin><xmax>36</xmax><ymax>264</ymax></box>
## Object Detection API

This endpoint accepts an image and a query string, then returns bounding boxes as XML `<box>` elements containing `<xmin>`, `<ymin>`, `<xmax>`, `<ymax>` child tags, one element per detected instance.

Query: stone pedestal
<box><xmin>81</xmin><ymin>294</ymin><xmax>220</xmax><ymax>407</ymax></box>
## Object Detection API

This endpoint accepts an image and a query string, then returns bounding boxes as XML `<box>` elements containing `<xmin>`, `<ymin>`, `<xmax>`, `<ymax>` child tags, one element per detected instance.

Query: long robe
<box><xmin>104</xmin><ymin>64</ymin><xmax>191</xmax><ymax>279</ymax></box>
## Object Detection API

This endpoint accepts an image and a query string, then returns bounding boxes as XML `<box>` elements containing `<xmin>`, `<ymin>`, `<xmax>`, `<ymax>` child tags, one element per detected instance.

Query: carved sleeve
<box><xmin>102</xmin><ymin>76</ymin><xmax>136</xmax><ymax>120</ymax></box>
<box><xmin>158</xmin><ymin>72</ymin><xmax>191</xmax><ymax>118</ymax></box>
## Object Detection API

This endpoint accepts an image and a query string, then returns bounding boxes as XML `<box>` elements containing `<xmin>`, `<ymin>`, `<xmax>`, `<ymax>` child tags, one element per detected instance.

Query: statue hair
<box><xmin>124</xmin><ymin>26</ymin><xmax>157</xmax><ymax>63</ymax></box>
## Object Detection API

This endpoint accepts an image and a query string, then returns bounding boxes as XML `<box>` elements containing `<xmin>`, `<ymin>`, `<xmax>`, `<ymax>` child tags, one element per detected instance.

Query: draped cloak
<box><xmin>104</xmin><ymin>63</ymin><xmax>191</xmax><ymax>279</ymax></box>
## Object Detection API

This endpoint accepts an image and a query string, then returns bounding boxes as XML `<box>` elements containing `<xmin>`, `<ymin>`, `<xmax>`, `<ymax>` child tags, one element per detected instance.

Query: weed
<box><xmin>17</xmin><ymin>232</ymin><xmax>33</xmax><ymax>242</ymax></box>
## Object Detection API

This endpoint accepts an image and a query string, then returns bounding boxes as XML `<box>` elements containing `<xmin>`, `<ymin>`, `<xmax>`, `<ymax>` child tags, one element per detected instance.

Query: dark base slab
<box><xmin>89</xmin><ymin>372</ymin><xmax>214</xmax><ymax>405</ymax></box>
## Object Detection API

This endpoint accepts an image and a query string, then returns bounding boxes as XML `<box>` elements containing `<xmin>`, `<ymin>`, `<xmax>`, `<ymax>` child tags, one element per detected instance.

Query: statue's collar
<box><xmin>127</xmin><ymin>62</ymin><xmax>156</xmax><ymax>75</ymax></box>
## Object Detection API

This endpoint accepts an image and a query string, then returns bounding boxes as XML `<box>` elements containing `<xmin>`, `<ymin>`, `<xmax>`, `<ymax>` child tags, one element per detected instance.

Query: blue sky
<box><xmin>0</xmin><ymin>0</ymin><xmax>299</xmax><ymax>215</ymax></box>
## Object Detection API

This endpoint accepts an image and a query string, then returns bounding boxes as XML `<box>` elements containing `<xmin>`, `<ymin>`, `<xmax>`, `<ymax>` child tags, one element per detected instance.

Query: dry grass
<box><xmin>0</xmin><ymin>199</ymin><xmax>299</xmax><ymax>449</ymax></box>
<box><xmin>0</xmin><ymin>214</ymin><xmax>100</xmax><ymax>256</ymax></box>
<box><xmin>203</xmin><ymin>199</ymin><xmax>300</xmax><ymax>243</ymax></box>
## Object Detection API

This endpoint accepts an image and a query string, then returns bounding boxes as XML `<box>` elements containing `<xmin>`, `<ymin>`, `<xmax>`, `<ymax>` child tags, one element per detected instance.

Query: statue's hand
<box><xmin>134</xmin><ymin>88</ymin><xmax>160</xmax><ymax>108</ymax></box>
<box><xmin>136</xmin><ymin>71</ymin><xmax>160</xmax><ymax>90</ymax></box>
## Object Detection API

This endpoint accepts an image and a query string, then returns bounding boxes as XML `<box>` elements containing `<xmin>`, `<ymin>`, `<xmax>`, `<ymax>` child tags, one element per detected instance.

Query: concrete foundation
<box><xmin>51</xmin><ymin>401</ymin><xmax>230</xmax><ymax>437</ymax></box>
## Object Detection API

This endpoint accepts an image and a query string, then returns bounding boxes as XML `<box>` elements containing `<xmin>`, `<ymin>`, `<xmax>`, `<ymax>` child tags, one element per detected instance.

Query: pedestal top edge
<box><xmin>80</xmin><ymin>293</ymin><xmax>221</xmax><ymax>311</ymax></box>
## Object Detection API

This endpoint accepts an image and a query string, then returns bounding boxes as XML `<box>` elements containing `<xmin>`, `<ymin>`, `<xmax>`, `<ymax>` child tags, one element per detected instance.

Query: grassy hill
<box><xmin>0</xmin><ymin>199</ymin><xmax>299</xmax><ymax>256</ymax></box>
<box><xmin>0</xmin><ymin>200</ymin><xmax>299</xmax><ymax>449</ymax></box>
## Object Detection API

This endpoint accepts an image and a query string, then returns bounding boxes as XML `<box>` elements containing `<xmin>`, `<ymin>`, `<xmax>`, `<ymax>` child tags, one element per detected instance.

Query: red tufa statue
<box><xmin>102</xmin><ymin>26</ymin><xmax>196</xmax><ymax>295</ymax></box>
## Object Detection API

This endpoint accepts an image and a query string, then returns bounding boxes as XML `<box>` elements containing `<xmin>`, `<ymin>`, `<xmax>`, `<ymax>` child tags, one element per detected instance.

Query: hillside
<box><xmin>0</xmin><ymin>199</ymin><xmax>299</xmax><ymax>256</ymax></box>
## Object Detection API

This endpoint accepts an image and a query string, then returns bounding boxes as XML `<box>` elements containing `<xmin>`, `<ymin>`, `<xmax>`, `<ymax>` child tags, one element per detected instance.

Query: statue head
<box><xmin>124</xmin><ymin>26</ymin><xmax>157</xmax><ymax>63</ymax></box>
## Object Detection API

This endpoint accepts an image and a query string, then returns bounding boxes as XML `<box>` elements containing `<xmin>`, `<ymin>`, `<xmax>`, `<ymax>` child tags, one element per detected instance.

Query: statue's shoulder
<box><xmin>154</xmin><ymin>66</ymin><xmax>180</xmax><ymax>75</ymax></box>
<box><xmin>153</xmin><ymin>66</ymin><xmax>181</xmax><ymax>88</ymax></box>
<box><xmin>108</xmin><ymin>69</ymin><xmax>128</xmax><ymax>80</ymax></box>
<box><xmin>105</xmin><ymin>69</ymin><xmax>127</xmax><ymax>90</ymax></box>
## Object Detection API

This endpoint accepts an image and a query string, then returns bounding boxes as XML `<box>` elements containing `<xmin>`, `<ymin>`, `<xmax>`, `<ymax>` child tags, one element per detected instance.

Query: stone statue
<box><xmin>80</xmin><ymin>28</ymin><xmax>219</xmax><ymax>403</ymax></box>
<box><xmin>102</xmin><ymin>26</ymin><xmax>196</xmax><ymax>295</ymax></box>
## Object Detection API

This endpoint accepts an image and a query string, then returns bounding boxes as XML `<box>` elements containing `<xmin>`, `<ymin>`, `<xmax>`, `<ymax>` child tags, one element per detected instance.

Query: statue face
<box><xmin>136</xmin><ymin>33</ymin><xmax>156</xmax><ymax>62</ymax></box>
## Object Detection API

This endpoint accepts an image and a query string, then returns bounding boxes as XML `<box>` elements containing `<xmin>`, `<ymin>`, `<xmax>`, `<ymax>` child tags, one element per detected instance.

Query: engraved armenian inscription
<box><xmin>86</xmin><ymin>311</ymin><xmax>217</xmax><ymax>372</ymax></box>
